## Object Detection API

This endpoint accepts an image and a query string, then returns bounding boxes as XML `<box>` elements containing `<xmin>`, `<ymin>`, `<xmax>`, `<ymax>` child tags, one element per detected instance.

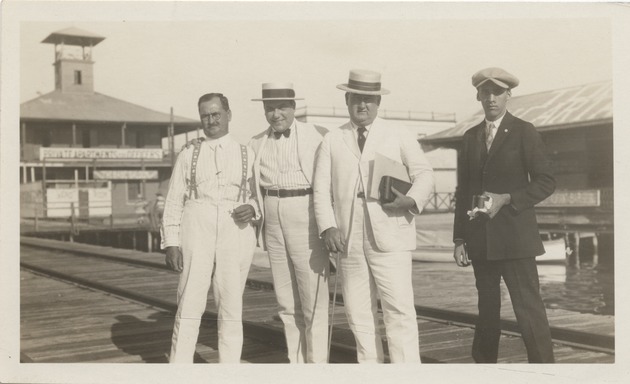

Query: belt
<box><xmin>356</xmin><ymin>191</ymin><xmax>365</xmax><ymax>198</ymax></box>
<box><xmin>261</xmin><ymin>187</ymin><xmax>313</xmax><ymax>198</ymax></box>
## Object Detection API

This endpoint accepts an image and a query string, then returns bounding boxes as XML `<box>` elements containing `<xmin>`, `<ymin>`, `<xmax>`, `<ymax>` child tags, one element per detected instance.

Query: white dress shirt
<box><xmin>259</xmin><ymin>120</ymin><xmax>310</xmax><ymax>190</ymax></box>
<box><xmin>161</xmin><ymin>134</ymin><xmax>258</xmax><ymax>248</ymax></box>
<box><xmin>485</xmin><ymin>112</ymin><xmax>506</xmax><ymax>140</ymax></box>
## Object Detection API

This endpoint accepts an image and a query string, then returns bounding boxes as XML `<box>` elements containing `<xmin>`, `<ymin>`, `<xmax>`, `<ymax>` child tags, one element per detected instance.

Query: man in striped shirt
<box><xmin>249</xmin><ymin>83</ymin><xmax>330</xmax><ymax>363</ymax></box>
<box><xmin>161</xmin><ymin>93</ymin><xmax>259</xmax><ymax>363</ymax></box>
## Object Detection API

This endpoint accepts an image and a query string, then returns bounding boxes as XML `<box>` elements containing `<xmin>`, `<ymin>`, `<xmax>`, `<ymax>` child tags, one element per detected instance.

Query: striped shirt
<box><xmin>259</xmin><ymin>121</ymin><xmax>310</xmax><ymax>190</ymax></box>
<box><xmin>161</xmin><ymin>134</ymin><xmax>257</xmax><ymax>248</ymax></box>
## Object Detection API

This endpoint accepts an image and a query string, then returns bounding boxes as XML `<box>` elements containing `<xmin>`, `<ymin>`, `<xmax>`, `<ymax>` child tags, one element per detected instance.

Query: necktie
<box><xmin>485</xmin><ymin>122</ymin><xmax>495</xmax><ymax>152</ymax></box>
<box><xmin>357</xmin><ymin>126</ymin><xmax>367</xmax><ymax>153</ymax></box>
<box><xmin>273</xmin><ymin>129</ymin><xmax>291</xmax><ymax>139</ymax></box>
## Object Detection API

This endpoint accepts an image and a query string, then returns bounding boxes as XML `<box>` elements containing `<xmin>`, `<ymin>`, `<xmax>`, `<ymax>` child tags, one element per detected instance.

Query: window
<box><xmin>127</xmin><ymin>181</ymin><xmax>143</xmax><ymax>201</ymax></box>
<box><xmin>74</xmin><ymin>70</ymin><xmax>82</xmax><ymax>85</ymax></box>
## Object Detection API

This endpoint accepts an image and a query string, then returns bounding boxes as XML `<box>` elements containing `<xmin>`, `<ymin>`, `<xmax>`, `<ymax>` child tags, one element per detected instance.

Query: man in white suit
<box><xmin>313</xmin><ymin>70</ymin><xmax>434</xmax><ymax>363</ymax></box>
<box><xmin>249</xmin><ymin>83</ymin><xmax>330</xmax><ymax>363</ymax></box>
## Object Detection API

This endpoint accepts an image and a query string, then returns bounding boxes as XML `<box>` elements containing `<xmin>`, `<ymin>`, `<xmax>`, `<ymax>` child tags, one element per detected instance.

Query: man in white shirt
<box><xmin>161</xmin><ymin>93</ymin><xmax>259</xmax><ymax>363</ymax></box>
<box><xmin>248</xmin><ymin>83</ymin><xmax>330</xmax><ymax>363</ymax></box>
<box><xmin>314</xmin><ymin>70</ymin><xmax>434</xmax><ymax>363</ymax></box>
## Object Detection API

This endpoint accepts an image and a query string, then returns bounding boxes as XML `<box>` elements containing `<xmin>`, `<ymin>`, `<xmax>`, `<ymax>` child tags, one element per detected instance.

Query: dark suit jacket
<box><xmin>453</xmin><ymin>112</ymin><xmax>555</xmax><ymax>261</ymax></box>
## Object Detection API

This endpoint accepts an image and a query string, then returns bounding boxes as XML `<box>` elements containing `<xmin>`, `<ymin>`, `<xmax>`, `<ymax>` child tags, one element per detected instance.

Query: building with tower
<box><xmin>20</xmin><ymin>27</ymin><xmax>199</xmax><ymax>221</ymax></box>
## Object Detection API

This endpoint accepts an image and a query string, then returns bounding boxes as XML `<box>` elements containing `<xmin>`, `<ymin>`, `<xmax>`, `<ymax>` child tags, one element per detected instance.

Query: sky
<box><xmin>17</xmin><ymin>3</ymin><xmax>616</xmax><ymax>145</ymax></box>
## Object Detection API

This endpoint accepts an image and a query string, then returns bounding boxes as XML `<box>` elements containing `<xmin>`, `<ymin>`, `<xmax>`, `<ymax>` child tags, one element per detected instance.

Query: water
<box><xmin>538</xmin><ymin>262</ymin><xmax>614</xmax><ymax>315</ymax></box>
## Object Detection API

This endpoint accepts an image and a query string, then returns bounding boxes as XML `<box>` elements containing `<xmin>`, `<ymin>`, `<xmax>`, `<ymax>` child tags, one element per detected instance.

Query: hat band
<box><xmin>347</xmin><ymin>79</ymin><xmax>381</xmax><ymax>92</ymax></box>
<box><xmin>262</xmin><ymin>89</ymin><xmax>295</xmax><ymax>99</ymax></box>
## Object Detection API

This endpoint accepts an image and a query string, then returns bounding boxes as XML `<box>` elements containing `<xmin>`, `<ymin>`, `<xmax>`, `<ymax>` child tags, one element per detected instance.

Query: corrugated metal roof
<box><xmin>41</xmin><ymin>27</ymin><xmax>106</xmax><ymax>46</ymax></box>
<box><xmin>20</xmin><ymin>90</ymin><xmax>198</xmax><ymax>125</ymax></box>
<box><xmin>423</xmin><ymin>81</ymin><xmax>612</xmax><ymax>144</ymax></box>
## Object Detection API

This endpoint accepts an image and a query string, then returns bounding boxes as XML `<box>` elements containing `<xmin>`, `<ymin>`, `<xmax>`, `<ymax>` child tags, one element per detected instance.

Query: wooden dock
<box><xmin>20</xmin><ymin>237</ymin><xmax>614</xmax><ymax>364</ymax></box>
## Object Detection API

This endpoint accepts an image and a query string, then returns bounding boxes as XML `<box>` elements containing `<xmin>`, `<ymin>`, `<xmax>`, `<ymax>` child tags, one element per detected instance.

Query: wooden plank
<box><xmin>21</xmin><ymin>244</ymin><xmax>615</xmax><ymax>364</ymax></box>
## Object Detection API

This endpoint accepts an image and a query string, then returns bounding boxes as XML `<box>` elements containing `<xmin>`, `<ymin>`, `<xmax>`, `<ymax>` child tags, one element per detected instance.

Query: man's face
<box><xmin>263</xmin><ymin>100</ymin><xmax>295</xmax><ymax>133</ymax></box>
<box><xmin>199</xmin><ymin>97</ymin><xmax>231</xmax><ymax>139</ymax></box>
<box><xmin>476</xmin><ymin>82</ymin><xmax>510</xmax><ymax>121</ymax></box>
<box><xmin>346</xmin><ymin>93</ymin><xmax>380</xmax><ymax>126</ymax></box>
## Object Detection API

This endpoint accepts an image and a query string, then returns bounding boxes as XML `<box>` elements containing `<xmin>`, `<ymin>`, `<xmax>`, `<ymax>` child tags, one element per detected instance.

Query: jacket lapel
<box><xmin>342</xmin><ymin>123</ymin><xmax>361</xmax><ymax>159</ymax></box>
<box><xmin>473</xmin><ymin>122</ymin><xmax>488</xmax><ymax>165</ymax></box>
<box><xmin>294</xmin><ymin>121</ymin><xmax>313</xmax><ymax>184</ymax></box>
<box><xmin>360</xmin><ymin>117</ymin><xmax>385</xmax><ymax>160</ymax></box>
<box><xmin>487</xmin><ymin>112</ymin><xmax>513</xmax><ymax>160</ymax></box>
<box><xmin>254</xmin><ymin>128</ymin><xmax>271</xmax><ymax>169</ymax></box>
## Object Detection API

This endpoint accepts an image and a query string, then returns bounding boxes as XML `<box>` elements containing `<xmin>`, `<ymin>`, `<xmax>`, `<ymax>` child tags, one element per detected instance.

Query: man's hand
<box><xmin>453</xmin><ymin>241</ymin><xmax>470</xmax><ymax>267</ymax></box>
<box><xmin>180</xmin><ymin>137</ymin><xmax>204</xmax><ymax>151</ymax></box>
<box><xmin>483</xmin><ymin>192</ymin><xmax>511</xmax><ymax>219</ymax></box>
<box><xmin>165</xmin><ymin>246</ymin><xmax>183</xmax><ymax>273</ymax></box>
<box><xmin>322</xmin><ymin>227</ymin><xmax>346</xmax><ymax>254</ymax></box>
<box><xmin>381</xmin><ymin>187</ymin><xmax>416</xmax><ymax>211</ymax></box>
<box><xmin>232</xmin><ymin>204</ymin><xmax>255</xmax><ymax>223</ymax></box>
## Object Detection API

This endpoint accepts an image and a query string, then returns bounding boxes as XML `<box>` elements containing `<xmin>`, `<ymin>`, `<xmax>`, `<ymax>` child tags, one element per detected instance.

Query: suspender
<box><xmin>188</xmin><ymin>138</ymin><xmax>204</xmax><ymax>200</ymax></box>
<box><xmin>187</xmin><ymin>139</ymin><xmax>249</xmax><ymax>203</ymax></box>
<box><xmin>238</xmin><ymin>144</ymin><xmax>248</xmax><ymax>203</ymax></box>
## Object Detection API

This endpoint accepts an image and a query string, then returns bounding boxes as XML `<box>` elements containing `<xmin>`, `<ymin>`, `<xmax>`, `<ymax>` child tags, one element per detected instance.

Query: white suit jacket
<box><xmin>248</xmin><ymin>121</ymin><xmax>328</xmax><ymax>248</ymax></box>
<box><xmin>313</xmin><ymin>117</ymin><xmax>434</xmax><ymax>253</ymax></box>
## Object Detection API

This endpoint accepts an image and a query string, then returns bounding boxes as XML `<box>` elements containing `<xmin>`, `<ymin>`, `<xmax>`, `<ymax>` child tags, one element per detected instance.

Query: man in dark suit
<box><xmin>452</xmin><ymin>67</ymin><xmax>556</xmax><ymax>363</ymax></box>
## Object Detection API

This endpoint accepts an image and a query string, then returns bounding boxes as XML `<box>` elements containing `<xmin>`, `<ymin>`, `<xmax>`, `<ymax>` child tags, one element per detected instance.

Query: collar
<box><xmin>205</xmin><ymin>133</ymin><xmax>231</xmax><ymax>149</ymax></box>
<box><xmin>485</xmin><ymin>112</ymin><xmax>507</xmax><ymax>130</ymax></box>
<box><xmin>269</xmin><ymin>119</ymin><xmax>297</xmax><ymax>138</ymax></box>
<box><xmin>350</xmin><ymin>120</ymin><xmax>373</xmax><ymax>132</ymax></box>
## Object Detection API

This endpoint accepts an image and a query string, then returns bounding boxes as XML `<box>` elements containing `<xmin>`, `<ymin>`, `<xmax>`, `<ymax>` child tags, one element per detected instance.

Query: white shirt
<box><xmin>161</xmin><ymin>134</ymin><xmax>258</xmax><ymax>248</ymax></box>
<box><xmin>350</xmin><ymin>120</ymin><xmax>373</xmax><ymax>194</ymax></box>
<box><xmin>350</xmin><ymin>120</ymin><xmax>372</xmax><ymax>142</ymax></box>
<box><xmin>485</xmin><ymin>112</ymin><xmax>506</xmax><ymax>139</ymax></box>
<box><xmin>259</xmin><ymin>120</ymin><xmax>310</xmax><ymax>190</ymax></box>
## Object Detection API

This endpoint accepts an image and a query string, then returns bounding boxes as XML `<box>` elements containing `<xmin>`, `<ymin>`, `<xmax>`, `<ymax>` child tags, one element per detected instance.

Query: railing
<box><xmin>295</xmin><ymin>106</ymin><xmax>457</xmax><ymax>122</ymax></box>
<box><xmin>423</xmin><ymin>192</ymin><xmax>456</xmax><ymax>213</ymax></box>
<box><xmin>20</xmin><ymin>200</ymin><xmax>161</xmax><ymax>235</ymax></box>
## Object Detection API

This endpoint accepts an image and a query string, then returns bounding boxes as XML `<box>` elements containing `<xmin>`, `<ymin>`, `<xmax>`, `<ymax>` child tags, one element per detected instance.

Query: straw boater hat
<box><xmin>251</xmin><ymin>83</ymin><xmax>304</xmax><ymax>101</ymax></box>
<box><xmin>336</xmin><ymin>69</ymin><xmax>390</xmax><ymax>95</ymax></box>
<box><xmin>472</xmin><ymin>67</ymin><xmax>519</xmax><ymax>89</ymax></box>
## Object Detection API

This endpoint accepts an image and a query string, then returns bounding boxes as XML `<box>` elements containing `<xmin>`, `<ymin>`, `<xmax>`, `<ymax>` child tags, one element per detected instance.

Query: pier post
<box><xmin>69</xmin><ymin>203</ymin><xmax>75</xmax><ymax>242</ymax></box>
<box><xmin>592</xmin><ymin>234</ymin><xmax>599</xmax><ymax>266</ymax></box>
<box><xmin>574</xmin><ymin>232</ymin><xmax>581</xmax><ymax>268</ymax></box>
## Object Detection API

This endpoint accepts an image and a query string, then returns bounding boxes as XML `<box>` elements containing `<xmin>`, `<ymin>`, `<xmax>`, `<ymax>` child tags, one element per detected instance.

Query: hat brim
<box><xmin>336</xmin><ymin>84</ymin><xmax>390</xmax><ymax>95</ymax></box>
<box><xmin>475</xmin><ymin>78</ymin><xmax>512</xmax><ymax>89</ymax></box>
<box><xmin>251</xmin><ymin>97</ymin><xmax>305</xmax><ymax>101</ymax></box>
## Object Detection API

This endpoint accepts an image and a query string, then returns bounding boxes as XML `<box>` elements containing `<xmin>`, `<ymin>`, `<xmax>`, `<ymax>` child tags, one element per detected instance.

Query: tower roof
<box><xmin>41</xmin><ymin>27</ymin><xmax>106</xmax><ymax>46</ymax></box>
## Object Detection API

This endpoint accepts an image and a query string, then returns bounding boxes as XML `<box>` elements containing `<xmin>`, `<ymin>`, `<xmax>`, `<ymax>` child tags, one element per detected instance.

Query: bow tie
<box><xmin>273</xmin><ymin>129</ymin><xmax>291</xmax><ymax>139</ymax></box>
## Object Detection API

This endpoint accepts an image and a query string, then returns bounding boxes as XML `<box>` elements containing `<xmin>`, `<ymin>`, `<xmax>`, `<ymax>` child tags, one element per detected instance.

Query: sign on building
<box><xmin>40</xmin><ymin>147</ymin><xmax>164</xmax><ymax>160</ymax></box>
<box><xmin>538</xmin><ymin>189</ymin><xmax>600</xmax><ymax>207</ymax></box>
<box><xmin>94</xmin><ymin>170</ymin><xmax>159</xmax><ymax>180</ymax></box>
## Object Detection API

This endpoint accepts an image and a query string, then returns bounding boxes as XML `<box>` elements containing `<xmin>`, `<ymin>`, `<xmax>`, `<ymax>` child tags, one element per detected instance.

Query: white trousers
<box><xmin>340</xmin><ymin>197</ymin><xmax>420</xmax><ymax>363</ymax></box>
<box><xmin>169</xmin><ymin>200</ymin><xmax>256</xmax><ymax>363</ymax></box>
<box><xmin>264</xmin><ymin>194</ymin><xmax>330</xmax><ymax>363</ymax></box>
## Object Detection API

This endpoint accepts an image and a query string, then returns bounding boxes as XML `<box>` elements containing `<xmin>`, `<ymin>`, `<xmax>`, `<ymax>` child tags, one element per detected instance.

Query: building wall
<box><xmin>544</xmin><ymin>124</ymin><xmax>613</xmax><ymax>190</ymax></box>
<box><xmin>111</xmin><ymin>179</ymin><xmax>162</xmax><ymax>217</ymax></box>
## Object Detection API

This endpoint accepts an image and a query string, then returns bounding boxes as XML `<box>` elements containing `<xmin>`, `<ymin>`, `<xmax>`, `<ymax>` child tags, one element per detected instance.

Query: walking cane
<box><xmin>327</xmin><ymin>250</ymin><xmax>341</xmax><ymax>363</ymax></box>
